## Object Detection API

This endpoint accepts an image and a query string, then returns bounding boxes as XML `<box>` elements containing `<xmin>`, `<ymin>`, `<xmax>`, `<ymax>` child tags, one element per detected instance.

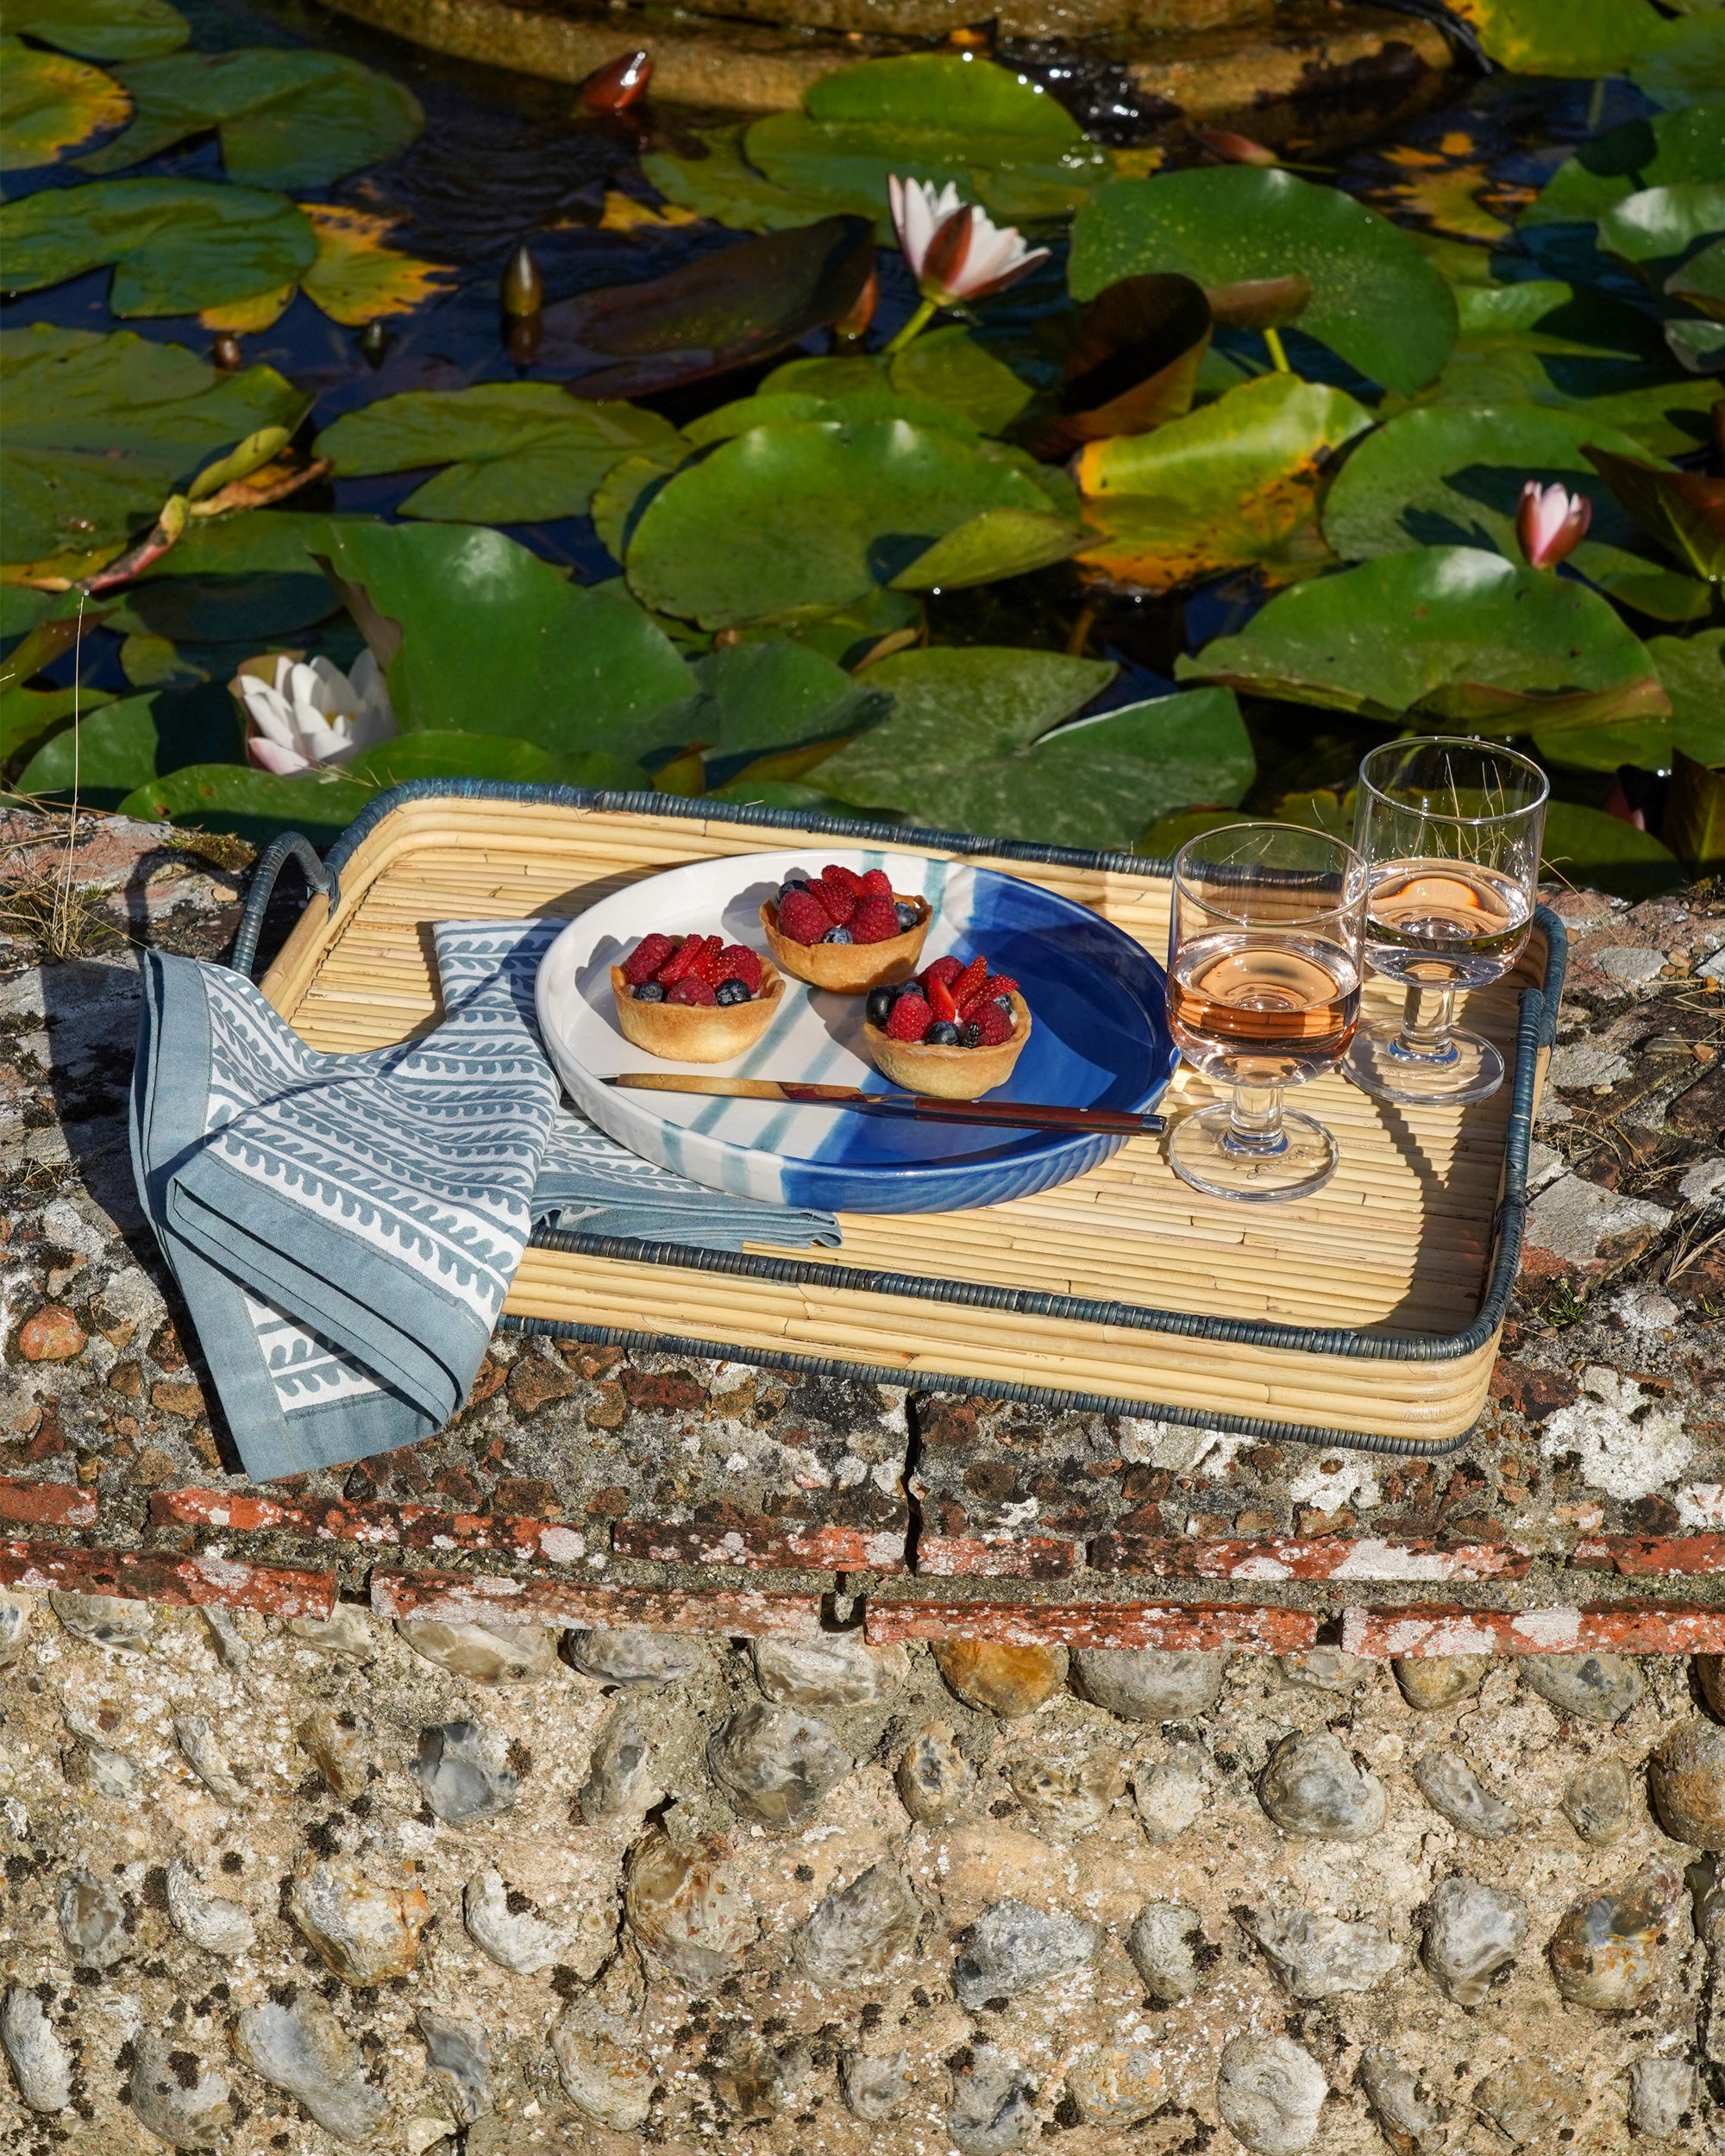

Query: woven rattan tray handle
<box><xmin>231</xmin><ymin>831</ymin><xmax>340</xmax><ymax>979</ymax></box>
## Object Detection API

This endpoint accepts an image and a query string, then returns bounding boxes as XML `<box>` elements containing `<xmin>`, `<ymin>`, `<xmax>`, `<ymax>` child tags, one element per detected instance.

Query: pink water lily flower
<box><xmin>1516</xmin><ymin>480</ymin><xmax>1591</xmax><ymax>570</ymax></box>
<box><xmin>888</xmin><ymin>175</ymin><xmax>1050</xmax><ymax>309</ymax></box>
<box><xmin>235</xmin><ymin>653</ymin><xmax>395</xmax><ymax>774</ymax></box>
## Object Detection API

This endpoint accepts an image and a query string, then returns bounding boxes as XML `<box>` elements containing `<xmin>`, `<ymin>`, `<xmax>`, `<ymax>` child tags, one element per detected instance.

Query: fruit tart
<box><xmin>863</xmin><ymin>955</ymin><xmax>1031</xmax><ymax>1100</ymax></box>
<box><xmin>760</xmin><ymin>864</ymin><xmax>932</xmax><ymax>993</ymax></box>
<box><xmin>611</xmin><ymin>932</ymin><xmax>784</xmax><ymax>1063</ymax></box>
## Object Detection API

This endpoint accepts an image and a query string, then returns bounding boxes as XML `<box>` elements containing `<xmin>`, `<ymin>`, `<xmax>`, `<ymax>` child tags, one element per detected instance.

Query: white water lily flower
<box><xmin>888</xmin><ymin>173</ymin><xmax>1050</xmax><ymax>308</ymax></box>
<box><xmin>235</xmin><ymin>652</ymin><xmax>396</xmax><ymax>774</ymax></box>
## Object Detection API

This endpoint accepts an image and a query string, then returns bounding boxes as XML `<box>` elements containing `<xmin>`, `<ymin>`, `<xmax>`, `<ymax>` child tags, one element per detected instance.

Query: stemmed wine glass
<box><xmin>1165</xmin><ymin>822</ymin><xmax>1367</xmax><ymax>1203</ymax></box>
<box><xmin>1345</xmin><ymin>738</ymin><xmax>1548</xmax><ymax>1107</ymax></box>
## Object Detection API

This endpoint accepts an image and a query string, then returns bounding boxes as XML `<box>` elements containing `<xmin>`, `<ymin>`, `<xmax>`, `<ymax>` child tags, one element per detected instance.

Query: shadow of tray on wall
<box><xmin>248</xmin><ymin>783</ymin><xmax>1565</xmax><ymax>1460</ymax></box>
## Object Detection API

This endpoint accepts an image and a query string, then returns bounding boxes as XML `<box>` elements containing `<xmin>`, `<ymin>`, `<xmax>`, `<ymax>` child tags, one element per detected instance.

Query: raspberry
<box><xmin>821</xmin><ymin>863</ymin><xmax>866</xmax><ymax>897</ymax></box>
<box><xmin>655</xmin><ymin>934</ymin><xmax>709</xmax><ymax>987</ymax></box>
<box><xmin>809</xmin><ymin>874</ymin><xmax>856</xmax><ymax>925</ymax></box>
<box><xmin>885</xmin><ymin>993</ymin><xmax>932</xmax><ymax>1042</ymax></box>
<box><xmin>714</xmin><ymin>944</ymin><xmax>762</xmax><ymax>992</ymax></box>
<box><xmin>775</xmin><ymin>889</ymin><xmax>831</xmax><ymax>945</ymax></box>
<box><xmin>977</xmin><ymin>974</ymin><xmax>1019</xmax><ymax>1010</ymax></box>
<box><xmin>623</xmin><ymin>932</ymin><xmax>675</xmax><ymax>987</ymax></box>
<box><xmin>950</xmin><ymin>956</ymin><xmax>989</xmax><ymax>1012</ymax></box>
<box><xmin>666</xmin><ymin>975</ymin><xmax>717</xmax><ymax>1006</ymax></box>
<box><xmin>975</xmin><ymin>1000</ymin><xmax>1013</xmax><ymax>1044</ymax></box>
<box><xmin>921</xmin><ymin>955</ymin><xmax>963</xmax><ymax>993</ymax></box>
<box><xmin>860</xmin><ymin>868</ymin><xmax>894</xmax><ymax>898</ymax></box>
<box><xmin>848</xmin><ymin>896</ymin><xmax>900</xmax><ymax>943</ymax></box>
<box><xmin>927</xmin><ymin>973</ymin><xmax>959</xmax><ymax>1023</ymax></box>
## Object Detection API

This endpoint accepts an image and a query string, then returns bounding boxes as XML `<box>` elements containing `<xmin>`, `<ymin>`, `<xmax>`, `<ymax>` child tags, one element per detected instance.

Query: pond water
<box><xmin>2</xmin><ymin>0</ymin><xmax>1719</xmax><ymax>883</ymax></box>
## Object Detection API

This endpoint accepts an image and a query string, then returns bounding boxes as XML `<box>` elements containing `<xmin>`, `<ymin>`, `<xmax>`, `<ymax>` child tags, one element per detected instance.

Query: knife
<box><xmin>605</xmin><ymin>1074</ymin><xmax>1163</xmax><ymax>1138</ymax></box>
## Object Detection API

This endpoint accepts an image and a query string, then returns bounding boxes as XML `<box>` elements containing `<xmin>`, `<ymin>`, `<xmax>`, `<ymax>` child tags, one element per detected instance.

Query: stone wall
<box><xmin>3</xmin><ymin>1595</ymin><xmax>1724</xmax><ymax>2154</ymax></box>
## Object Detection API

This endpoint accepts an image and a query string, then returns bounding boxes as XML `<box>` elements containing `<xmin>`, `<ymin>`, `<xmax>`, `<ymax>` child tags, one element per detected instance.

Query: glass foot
<box><xmin>1346</xmin><ymin>1022</ymin><xmax>1504</xmax><ymax>1106</ymax></box>
<box><xmin>1166</xmin><ymin>1102</ymin><xmax>1338</xmax><ymax>1202</ymax></box>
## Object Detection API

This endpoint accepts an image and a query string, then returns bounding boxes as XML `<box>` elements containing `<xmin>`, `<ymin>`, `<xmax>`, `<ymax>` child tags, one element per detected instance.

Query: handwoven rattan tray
<box><xmin>248</xmin><ymin>783</ymin><xmax>1565</xmax><ymax>1459</ymax></box>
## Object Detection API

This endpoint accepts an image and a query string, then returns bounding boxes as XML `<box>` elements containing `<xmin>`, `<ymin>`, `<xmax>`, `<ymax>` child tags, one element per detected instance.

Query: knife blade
<box><xmin>605</xmin><ymin>1073</ymin><xmax>1163</xmax><ymax>1138</ymax></box>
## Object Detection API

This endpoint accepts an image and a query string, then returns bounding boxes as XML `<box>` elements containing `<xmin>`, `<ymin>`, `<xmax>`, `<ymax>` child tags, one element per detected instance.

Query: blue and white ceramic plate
<box><xmin>535</xmin><ymin>848</ymin><xmax>1175</xmax><ymax>1214</ymax></box>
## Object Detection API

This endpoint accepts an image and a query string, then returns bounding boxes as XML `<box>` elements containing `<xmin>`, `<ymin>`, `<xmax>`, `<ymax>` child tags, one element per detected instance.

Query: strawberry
<box><xmin>950</xmin><ymin>956</ymin><xmax>989</xmax><ymax>1013</ymax></box>
<box><xmin>927</xmin><ymin>973</ymin><xmax>959</xmax><ymax>1023</ymax></box>
<box><xmin>921</xmin><ymin>955</ymin><xmax>963</xmax><ymax>993</ymax></box>
<box><xmin>775</xmin><ymin>889</ymin><xmax>831</xmax><ymax>944</ymax></box>
<box><xmin>885</xmin><ymin>993</ymin><xmax>932</xmax><ymax>1042</ymax></box>
<box><xmin>809</xmin><ymin>874</ymin><xmax>857</xmax><ymax>925</ymax></box>
<box><xmin>623</xmin><ymin>932</ymin><xmax>676</xmax><ymax>986</ymax></box>
<box><xmin>666</xmin><ymin>975</ymin><xmax>718</xmax><ymax>1006</ymax></box>
<box><xmin>848</xmin><ymin>896</ymin><xmax>900</xmax><ymax>944</ymax></box>
<box><xmin>714</xmin><ymin>944</ymin><xmax>762</xmax><ymax>993</ymax></box>
<box><xmin>692</xmin><ymin>937</ymin><xmax>732</xmax><ymax>985</ymax></box>
<box><xmin>860</xmin><ymin>868</ymin><xmax>894</xmax><ymax>898</ymax></box>
<box><xmin>655</xmin><ymin>934</ymin><xmax>709</xmax><ymax>987</ymax></box>
<box><xmin>821</xmin><ymin>863</ymin><xmax>865</xmax><ymax>897</ymax></box>
<box><xmin>975</xmin><ymin>1000</ymin><xmax>1013</xmax><ymax>1045</ymax></box>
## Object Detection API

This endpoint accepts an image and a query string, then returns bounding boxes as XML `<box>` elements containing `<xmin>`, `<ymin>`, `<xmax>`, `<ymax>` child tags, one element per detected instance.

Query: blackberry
<box><xmin>959</xmin><ymin>1020</ymin><xmax>982</xmax><ymax>1048</ymax></box>
<box><xmin>823</xmin><ymin>925</ymin><xmax>854</xmax><ymax>944</ymax></box>
<box><xmin>894</xmin><ymin>900</ymin><xmax>919</xmax><ymax>931</ymax></box>
<box><xmin>925</xmin><ymin>1019</ymin><xmax>960</xmax><ymax>1045</ymax></box>
<box><xmin>865</xmin><ymin>986</ymin><xmax>900</xmax><ymax>1027</ymax></box>
<box><xmin>714</xmin><ymin>978</ymin><xmax>751</xmax><ymax>1006</ymax></box>
<box><xmin>633</xmin><ymin>981</ymin><xmax>666</xmax><ymax>1002</ymax></box>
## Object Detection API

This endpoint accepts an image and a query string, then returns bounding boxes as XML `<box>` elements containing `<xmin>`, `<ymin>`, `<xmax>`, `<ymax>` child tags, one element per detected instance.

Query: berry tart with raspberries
<box><xmin>610</xmin><ymin>933</ymin><xmax>784</xmax><ymax>1062</ymax></box>
<box><xmin>864</xmin><ymin>954</ymin><xmax>1031</xmax><ymax>1100</ymax></box>
<box><xmin>760</xmin><ymin>864</ymin><xmax>932</xmax><ymax>993</ymax></box>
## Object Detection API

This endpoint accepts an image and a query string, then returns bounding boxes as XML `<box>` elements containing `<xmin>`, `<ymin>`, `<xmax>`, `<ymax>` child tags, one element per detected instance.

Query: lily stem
<box><xmin>1263</xmin><ymin>327</ymin><xmax>1291</xmax><ymax>373</ymax></box>
<box><xmin>883</xmin><ymin>296</ymin><xmax>939</xmax><ymax>356</ymax></box>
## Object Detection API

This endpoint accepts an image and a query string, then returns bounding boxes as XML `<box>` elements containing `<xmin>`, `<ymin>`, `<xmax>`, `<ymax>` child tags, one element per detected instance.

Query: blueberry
<box><xmin>715</xmin><ymin>978</ymin><xmax>750</xmax><ymax>1006</ymax></box>
<box><xmin>925</xmin><ymin>1019</ymin><xmax>960</xmax><ymax>1045</ymax></box>
<box><xmin>894</xmin><ymin>900</ymin><xmax>919</xmax><ymax>932</ymax></box>
<box><xmin>959</xmin><ymin>1020</ymin><xmax>982</xmax><ymax>1048</ymax></box>
<box><xmin>781</xmin><ymin>877</ymin><xmax>811</xmax><ymax>899</ymax></box>
<box><xmin>866</xmin><ymin>986</ymin><xmax>900</xmax><ymax>1027</ymax></box>
<box><xmin>994</xmin><ymin>992</ymin><xmax>1013</xmax><ymax>1010</ymax></box>
<box><xmin>823</xmin><ymin>925</ymin><xmax>854</xmax><ymax>944</ymax></box>
<box><xmin>633</xmin><ymin>981</ymin><xmax>666</xmax><ymax>1002</ymax></box>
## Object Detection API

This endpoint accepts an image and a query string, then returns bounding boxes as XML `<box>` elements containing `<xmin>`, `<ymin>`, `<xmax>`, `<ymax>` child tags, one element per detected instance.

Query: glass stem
<box><xmin>1225</xmin><ymin>1081</ymin><xmax>1287</xmax><ymax>1156</ymax></box>
<box><xmin>1397</xmin><ymin>983</ymin><xmax>1458</xmax><ymax>1058</ymax></box>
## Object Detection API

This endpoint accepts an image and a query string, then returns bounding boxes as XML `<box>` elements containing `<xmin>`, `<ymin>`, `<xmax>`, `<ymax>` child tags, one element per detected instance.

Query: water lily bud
<box><xmin>359</xmin><ymin>321</ymin><xmax>390</xmax><ymax>367</ymax></box>
<box><xmin>1195</xmin><ymin>128</ymin><xmax>1279</xmax><ymax>166</ymax></box>
<box><xmin>501</xmin><ymin>241</ymin><xmax>543</xmax><ymax>321</ymax></box>
<box><xmin>210</xmin><ymin>333</ymin><xmax>243</xmax><ymax>372</ymax></box>
<box><xmin>1516</xmin><ymin>479</ymin><xmax>1591</xmax><ymax>569</ymax></box>
<box><xmin>580</xmin><ymin>47</ymin><xmax>651</xmax><ymax>114</ymax></box>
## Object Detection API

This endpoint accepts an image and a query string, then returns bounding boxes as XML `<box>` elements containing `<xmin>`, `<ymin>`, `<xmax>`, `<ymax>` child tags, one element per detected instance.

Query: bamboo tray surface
<box><xmin>256</xmin><ymin>786</ymin><xmax>1563</xmax><ymax>1455</ymax></box>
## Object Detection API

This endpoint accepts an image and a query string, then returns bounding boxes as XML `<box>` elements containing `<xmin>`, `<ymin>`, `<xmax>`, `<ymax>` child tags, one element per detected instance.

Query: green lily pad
<box><xmin>0</xmin><ymin>323</ymin><xmax>310</xmax><ymax>563</ymax></box>
<box><xmin>1070</xmin><ymin>169</ymin><xmax>1457</xmax><ymax>397</ymax></box>
<box><xmin>744</xmin><ymin>54</ymin><xmax>1111</xmax><ymax>231</ymax></box>
<box><xmin>1421</xmin><ymin>329</ymin><xmax>1722</xmax><ymax>457</ymax></box>
<box><xmin>0</xmin><ymin>0</ymin><xmax>187</xmax><ymax>60</ymax></box>
<box><xmin>0</xmin><ymin>176</ymin><xmax>317</xmax><ymax>317</ymax></box>
<box><xmin>624</xmin><ymin>416</ymin><xmax>1070</xmax><ymax>631</ymax></box>
<box><xmin>16</xmin><ymin>679</ymin><xmax>238</xmax><ymax>806</ymax></box>
<box><xmin>1668</xmin><ymin>235</ymin><xmax>1725</xmax><ymax>322</ymax></box>
<box><xmin>2</xmin><ymin>683</ymin><xmax>115</xmax><ymax>773</ymax></box>
<box><xmin>1137</xmin><ymin>806</ymin><xmax>1249</xmax><ymax>857</ymax></box>
<box><xmin>591</xmin><ymin>447</ymin><xmax>689</xmax><ymax>566</ymax></box>
<box><xmin>78</xmin><ymin>47</ymin><xmax>420</xmax><ymax>187</ymax></box>
<box><xmin>341</xmin><ymin>730</ymin><xmax>563</xmax><ymax>786</ymax></box>
<box><xmin>690</xmin><ymin>639</ymin><xmax>888</xmax><ymax>763</ymax></box>
<box><xmin>641</xmin><ymin>123</ymin><xmax>858</xmax><ymax>236</ymax></box>
<box><xmin>1074</xmin><ymin>373</ymin><xmax>1375</xmax><ymax>593</ymax></box>
<box><xmin>1584</xmin><ymin>444</ymin><xmax>1725</xmax><ymax>582</ymax></box>
<box><xmin>888</xmin><ymin>505</ymin><xmax>1084</xmax><ymax>590</ymax></box>
<box><xmin>1665</xmin><ymin>748</ymin><xmax>1725</xmax><ymax>875</ymax></box>
<box><xmin>1634</xmin><ymin>11</ymin><xmax>1725</xmax><ymax>109</ymax></box>
<box><xmin>890</xmin><ymin>329</ymin><xmax>1034</xmax><ymax>435</ymax></box>
<box><xmin>1540</xmin><ymin>799</ymin><xmax>1684</xmax><ymax>899</ymax></box>
<box><xmin>1022</xmin><ymin>274</ymin><xmax>1214</xmax><ymax>461</ymax></box>
<box><xmin>1321</xmin><ymin>404</ymin><xmax>1712</xmax><ymax>623</ymax></box>
<box><xmin>1440</xmin><ymin>0</ymin><xmax>1672</xmax><ymax>77</ymax></box>
<box><xmin>118</xmin><ymin>762</ymin><xmax>374</xmax><ymax>848</ymax></box>
<box><xmin>318</xmin><ymin>522</ymin><xmax>698</xmax><ymax>765</ymax></box>
<box><xmin>730</xmin><ymin>585</ymin><xmax>924</xmax><ymax>671</ymax></box>
<box><xmin>317</xmin><ymin>386</ymin><xmax>683</xmax><ymax>524</ymax></box>
<box><xmin>1</xmin><ymin>41</ymin><xmax>130</xmax><ymax>169</ymax></box>
<box><xmin>1599</xmin><ymin>181</ymin><xmax>1725</xmax><ymax>281</ymax></box>
<box><xmin>683</xmin><ymin>394</ymin><xmax>830</xmax><ymax>448</ymax></box>
<box><xmin>1523</xmin><ymin>103</ymin><xmax>1725</xmax><ymax>226</ymax></box>
<box><xmin>816</xmin><ymin>645</ymin><xmax>1114</xmax><ymax>810</ymax></box>
<box><xmin>1534</xmin><ymin>628</ymin><xmax>1725</xmax><ymax>772</ymax></box>
<box><xmin>1176</xmin><ymin>545</ymin><xmax>1667</xmax><ymax>730</ymax></box>
<box><xmin>118</xmin><ymin>631</ymin><xmax>204</xmax><ymax>686</ymax></box>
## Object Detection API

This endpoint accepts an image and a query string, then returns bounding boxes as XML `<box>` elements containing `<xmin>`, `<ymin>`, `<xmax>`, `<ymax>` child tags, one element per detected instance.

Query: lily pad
<box><xmin>536</xmin><ymin>216</ymin><xmax>875</xmax><ymax>402</ymax></box>
<box><xmin>1634</xmin><ymin>12</ymin><xmax>1725</xmax><ymax>110</ymax></box>
<box><xmin>731</xmin><ymin>585</ymin><xmax>924</xmax><ymax>671</ymax></box>
<box><xmin>317</xmin><ymin>386</ymin><xmax>682</xmax><ymax>523</ymax></box>
<box><xmin>1421</xmin><ymin>316</ymin><xmax>1722</xmax><ymax>457</ymax></box>
<box><xmin>888</xmin><ymin>506</ymin><xmax>1084</xmax><ymax>589</ymax></box>
<box><xmin>690</xmin><ymin>639</ymin><xmax>888</xmax><ymax>765</ymax></box>
<box><xmin>0</xmin><ymin>0</ymin><xmax>186</xmax><ymax>60</ymax></box>
<box><xmin>816</xmin><ymin>644</ymin><xmax>1114</xmax><ymax>809</ymax></box>
<box><xmin>78</xmin><ymin>47</ymin><xmax>421</xmax><ymax>187</ymax></box>
<box><xmin>1540</xmin><ymin>799</ymin><xmax>1684</xmax><ymax>899</ymax></box>
<box><xmin>0</xmin><ymin>323</ymin><xmax>309</xmax><ymax>563</ymax></box>
<box><xmin>0</xmin><ymin>175</ymin><xmax>316</xmax><ymax>317</ymax></box>
<box><xmin>1070</xmin><ymin>169</ymin><xmax>1457</xmax><ymax>397</ymax></box>
<box><xmin>340</xmin><ymin>731</ymin><xmax>563</xmax><ymax>785</ymax></box>
<box><xmin>1074</xmin><ymin>373</ymin><xmax>1375</xmax><ymax>593</ymax></box>
<box><xmin>1439</xmin><ymin>0</ymin><xmax>1672</xmax><ymax>76</ymax></box>
<box><xmin>1523</xmin><ymin>103</ymin><xmax>1725</xmax><ymax>226</ymax></box>
<box><xmin>318</xmin><ymin>521</ymin><xmax>698</xmax><ymax>764</ymax></box>
<box><xmin>2</xmin><ymin>683</ymin><xmax>115</xmax><ymax>772</ymax></box>
<box><xmin>1176</xmin><ymin>544</ymin><xmax>1667</xmax><ymax>730</ymax></box>
<box><xmin>1598</xmin><ymin>181</ymin><xmax>1725</xmax><ymax>278</ymax></box>
<box><xmin>744</xmin><ymin>54</ymin><xmax>1112</xmax><ymax>231</ymax></box>
<box><xmin>1668</xmin><ymin>235</ymin><xmax>1725</xmax><ymax>321</ymax></box>
<box><xmin>1</xmin><ymin>41</ymin><xmax>129</xmax><ymax>168</ymax></box>
<box><xmin>642</xmin><ymin>123</ymin><xmax>857</xmax><ymax>236</ymax></box>
<box><xmin>200</xmin><ymin>202</ymin><xmax>453</xmax><ymax>334</ymax></box>
<box><xmin>624</xmin><ymin>416</ymin><xmax>1069</xmax><ymax>630</ymax></box>
<box><xmin>1665</xmin><ymin>747</ymin><xmax>1725</xmax><ymax>875</ymax></box>
<box><xmin>1534</xmin><ymin>624</ymin><xmax>1725</xmax><ymax>773</ymax></box>
<box><xmin>16</xmin><ymin>680</ymin><xmax>237</xmax><ymax>806</ymax></box>
<box><xmin>1321</xmin><ymin>404</ymin><xmax>1712</xmax><ymax>622</ymax></box>
<box><xmin>890</xmin><ymin>329</ymin><xmax>1034</xmax><ymax>435</ymax></box>
<box><xmin>1022</xmin><ymin>273</ymin><xmax>1214</xmax><ymax>461</ymax></box>
<box><xmin>1584</xmin><ymin>444</ymin><xmax>1725</xmax><ymax>583</ymax></box>
<box><xmin>118</xmin><ymin>762</ymin><xmax>374</xmax><ymax>847</ymax></box>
